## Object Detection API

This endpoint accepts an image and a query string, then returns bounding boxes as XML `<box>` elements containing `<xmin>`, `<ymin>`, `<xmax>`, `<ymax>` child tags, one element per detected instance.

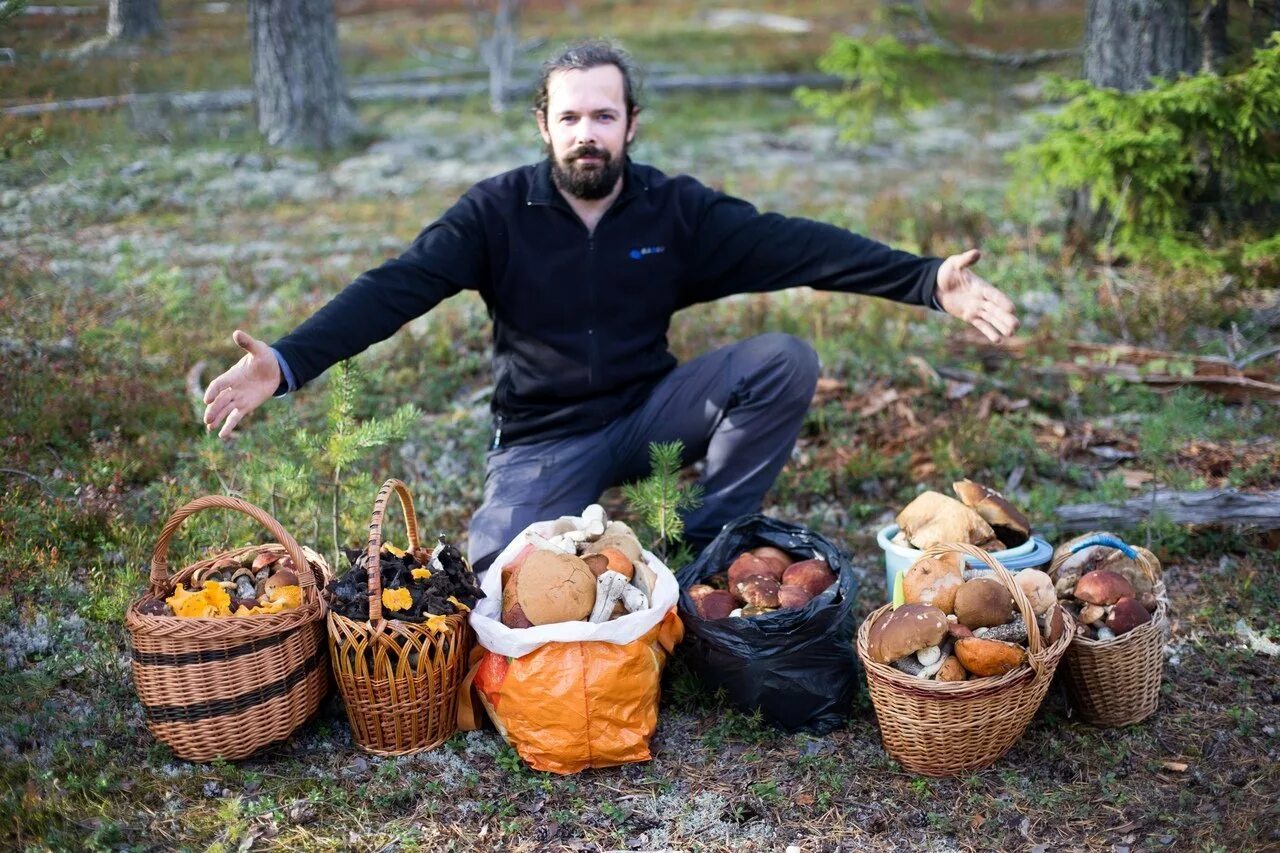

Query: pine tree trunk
<box><xmin>107</xmin><ymin>0</ymin><xmax>162</xmax><ymax>40</ymax></box>
<box><xmin>248</xmin><ymin>0</ymin><xmax>357</xmax><ymax>150</ymax></box>
<box><xmin>1084</xmin><ymin>0</ymin><xmax>1195</xmax><ymax>90</ymax></box>
<box><xmin>1250</xmin><ymin>0</ymin><xmax>1279</xmax><ymax>48</ymax></box>
<box><xmin>1070</xmin><ymin>0</ymin><xmax>1197</xmax><ymax>251</ymax></box>
<box><xmin>1199</xmin><ymin>0</ymin><xmax>1229</xmax><ymax>73</ymax></box>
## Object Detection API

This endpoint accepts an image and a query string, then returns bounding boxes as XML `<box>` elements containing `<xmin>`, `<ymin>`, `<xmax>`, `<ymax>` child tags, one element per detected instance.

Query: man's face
<box><xmin>538</xmin><ymin>64</ymin><xmax>637</xmax><ymax>201</ymax></box>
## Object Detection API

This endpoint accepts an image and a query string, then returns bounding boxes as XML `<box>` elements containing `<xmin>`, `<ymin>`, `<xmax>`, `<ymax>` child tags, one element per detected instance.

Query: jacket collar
<box><xmin>526</xmin><ymin>156</ymin><xmax>648</xmax><ymax>208</ymax></box>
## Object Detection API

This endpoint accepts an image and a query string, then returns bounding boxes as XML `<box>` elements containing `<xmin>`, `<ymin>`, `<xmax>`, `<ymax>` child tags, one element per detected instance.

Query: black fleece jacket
<box><xmin>272</xmin><ymin>159</ymin><xmax>944</xmax><ymax>447</ymax></box>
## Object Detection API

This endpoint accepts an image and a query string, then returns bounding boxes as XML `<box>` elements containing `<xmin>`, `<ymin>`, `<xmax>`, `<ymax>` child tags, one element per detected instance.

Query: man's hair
<box><xmin>534</xmin><ymin>39</ymin><xmax>641</xmax><ymax>122</ymax></box>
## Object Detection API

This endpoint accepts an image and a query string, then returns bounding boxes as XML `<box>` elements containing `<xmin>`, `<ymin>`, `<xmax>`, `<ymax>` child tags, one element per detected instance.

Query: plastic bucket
<box><xmin>876</xmin><ymin>524</ymin><xmax>1054</xmax><ymax>600</ymax></box>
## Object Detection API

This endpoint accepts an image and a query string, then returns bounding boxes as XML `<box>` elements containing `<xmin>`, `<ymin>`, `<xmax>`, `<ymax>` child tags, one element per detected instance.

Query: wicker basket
<box><xmin>856</xmin><ymin>542</ymin><xmax>1074</xmax><ymax>777</ymax></box>
<box><xmin>125</xmin><ymin>496</ymin><xmax>332</xmax><ymax>762</ymax></box>
<box><xmin>1050</xmin><ymin>534</ymin><xmax>1167</xmax><ymax>727</ymax></box>
<box><xmin>327</xmin><ymin>479</ymin><xmax>472</xmax><ymax>756</ymax></box>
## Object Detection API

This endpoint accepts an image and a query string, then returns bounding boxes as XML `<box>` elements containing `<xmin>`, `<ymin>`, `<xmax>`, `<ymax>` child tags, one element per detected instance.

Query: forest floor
<box><xmin>3</xmin><ymin>1</ymin><xmax>1279</xmax><ymax>850</ymax></box>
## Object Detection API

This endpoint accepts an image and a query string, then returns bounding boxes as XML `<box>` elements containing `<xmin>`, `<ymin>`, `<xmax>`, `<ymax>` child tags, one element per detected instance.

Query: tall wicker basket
<box><xmin>856</xmin><ymin>542</ymin><xmax>1074</xmax><ymax>777</ymax></box>
<box><xmin>125</xmin><ymin>496</ymin><xmax>332</xmax><ymax>762</ymax></box>
<box><xmin>1051</xmin><ymin>535</ymin><xmax>1167</xmax><ymax>727</ymax></box>
<box><xmin>327</xmin><ymin>479</ymin><xmax>472</xmax><ymax>756</ymax></box>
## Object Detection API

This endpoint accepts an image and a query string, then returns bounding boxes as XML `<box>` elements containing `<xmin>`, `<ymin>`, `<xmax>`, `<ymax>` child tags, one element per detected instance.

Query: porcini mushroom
<box><xmin>509</xmin><ymin>549</ymin><xmax>596</xmax><ymax>626</ymax></box>
<box><xmin>896</xmin><ymin>490</ymin><xmax>995</xmax><ymax>549</ymax></box>
<box><xmin>953</xmin><ymin>578</ymin><xmax>1015</xmax><ymax>629</ymax></box>
<box><xmin>902</xmin><ymin>553</ymin><xmax>964</xmax><ymax>614</ymax></box>
<box><xmin>729</xmin><ymin>553</ymin><xmax>785</xmax><ymax>586</ymax></box>
<box><xmin>777</xmin><ymin>584</ymin><xmax>813</xmax><ymax>610</ymax></box>
<box><xmin>736</xmin><ymin>576</ymin><xmax>781</xmax><ymax>608</ymax></box>
<box><xmin>952</xmin><ymin>479</ymin><xmax>1031</xmax><ymax>547</ymax></box>
<box><xmin>696</xmin><ymin>590</ymin><xmax>737</xmax><ymax>620</ymax></box>
<box><xmin>1013</xmin><ymin>569</ymin><xmax>1056</xmax><ymax>617</ymax></box>
<box><xmin>1105</xmin><ymin>596</ymin><xmax>1152</xmax><ymax>635</ymax></box>
<box><xmin>781</xmin><ymin>559</ymin><xmax>836</xmax><ymax>598</ymax></box>
<box><xmin>1074</xmin><ymin>570</ymin><xmax>1135</xmax><ymax>606</ymax></box>
<box><xmin>868</xmin><ymin>603</ymin><xmax>949</xmax><ymax>664</ymax></box>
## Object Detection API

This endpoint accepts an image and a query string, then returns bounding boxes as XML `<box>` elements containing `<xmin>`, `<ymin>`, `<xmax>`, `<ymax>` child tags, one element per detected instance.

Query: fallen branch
<box><xmin>1054</xmin><ymin>488</ymin><xmax>1280</xmax><ymax>530</ymax></box>
<box><xmin>897</xmin><ymin>0</ymin><xmax>1080</xmax><ymax>68</ymax></box>
<box><xmin>2</xmin><ymin>71</ymin><xmax>843</xmax><ymax>118</ymax></box>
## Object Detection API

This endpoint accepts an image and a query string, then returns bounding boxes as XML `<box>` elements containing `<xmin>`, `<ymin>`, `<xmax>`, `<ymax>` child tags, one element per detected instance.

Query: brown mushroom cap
<box><xmin>1074</xmin><ymin>570</ymin><xmax>1135</xmax><ymax>606</ymax></box>
<box><xmin>750</xmin><ymin>546</ymin><xmax>795</xmax><ymax>573</ymax></box>
<box><xmin>1099</xmin><ymin>549</ymin><xmax>1157</xmax><ymax>596</ymax></box>
<box><xmin>777</xmin><ymin>584</ymin><xmax>813</xmax><ymax>610</ymax></box>
<box><xmin>688</xmin><ymin>584</ymin><xmax>716</xmax><ymax>605</ymax></box>
<box><xmin>902</xmin><ymin>554</ymin><xmax>964</xmax><ymax>614</ymax></box>
<box><xmin>954</xmin><ymin>636</ymin><xmax>1027</xmax><ymax>677</ymax></box>
<box><xmin>936</xmin><ymin>655</ymin><xmax>968</xmax><ymax>682</ymax></box>
<box><xmin>869</xmin><ymin>604</ymin><xmax>949</xmax><ymax>664</ymax></box>
<box><xmin>1106</xmin><ymin>597</ymin><xmax>1152</xmax><ymax>635</ymax></box>
<box><xmin>728</xmin><ymin>553</ymin><xmax>785</xmax><ymax>587</ymax></box>
<box><xmin>696</xmin><ymin>590</ymin><xmax>737</xmax><ymax>620</ymax></box>
<box><xmin>1013</xmin><ymin>569</ymin><xmax>1056</xmax><ymax>617</ymax></box>
<box><xmin>251</xmin><ymin>551</ymin><xmax>282</xmax><ymax>571</ymax></box>
<box><xmin>514</xmin><ymin>550</ymin><xmax>597</xmax><ymax>625</ymax></box>
<box><xmin>896</xmin><ymin>490</ymin><xmax>996</xmax><ymax>550</ymax></box>
<box><xmin>583</xmin><ymin>530</ymin><xmax>644</xmax><ymax>565</ymax></box>
<box><xmin>781</xmin><ymin>559</ymin><xmax>836</xmax><ymax>598</ymax></box>
<box><xmin>595</xmin><ymin>547</ymin><xmax>635</xmax><ymax>581</ymax></box>
<box><xmin>952</xmin><ymin>479</ymin><xmax>1031</xmax><ymax>546</ymax></box>
<box><xmin>736</xmin><ymin>576</ymin><xmax>782</xmax><ymax>608</ymax></box>
<box><xmin>953</xmin><ymin>578</ymin><xmax>1015</xmax><ymax>629</ymax></box>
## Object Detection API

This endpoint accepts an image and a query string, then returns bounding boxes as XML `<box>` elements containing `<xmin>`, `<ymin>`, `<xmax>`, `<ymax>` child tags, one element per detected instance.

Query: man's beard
<box><xmin>549</xmin><ymin>142</ymin><xmax>626</xmax><ymax>201</ymax></box>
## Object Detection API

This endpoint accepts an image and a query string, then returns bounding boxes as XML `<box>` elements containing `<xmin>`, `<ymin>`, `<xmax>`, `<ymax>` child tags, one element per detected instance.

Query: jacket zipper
<box><xmin>586</xmin><ymin>233</ymin><xmax>598</xmax><ymax>388</ymax></box>
<box><xmin>492</xmin><ymin>412</ymin><xmax>504</xmax><ymax>449</ymax></box>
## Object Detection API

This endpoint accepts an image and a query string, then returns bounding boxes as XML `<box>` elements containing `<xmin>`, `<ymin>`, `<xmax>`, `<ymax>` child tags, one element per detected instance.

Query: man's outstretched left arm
<box><xmin>679</xmin><ymin>188</ymin><xmax>1018</xmax><ymax>342</ymax></box>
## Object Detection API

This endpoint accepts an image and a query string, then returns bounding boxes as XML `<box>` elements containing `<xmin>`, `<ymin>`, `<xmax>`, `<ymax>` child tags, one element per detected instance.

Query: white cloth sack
<box><xmin>470</xmin><ymin>509</ymin><xmax>678</xmax><ymax>659</ymax></box>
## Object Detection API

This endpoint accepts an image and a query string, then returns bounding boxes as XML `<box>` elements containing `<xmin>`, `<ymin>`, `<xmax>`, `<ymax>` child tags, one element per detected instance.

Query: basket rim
<box><xmin>856</xmin><ymin>602</ymin><xmax>1076</xmax><ymax>697</ymax></box>
<box><xmin>125</xmin><ymin>543</ymin><xmax>331</xmax><ymax>638</ymax></box>
<box><xmin>327</xmin><ymin>608</ymin><xmax>469</xmax><ymax>635</ymax></box>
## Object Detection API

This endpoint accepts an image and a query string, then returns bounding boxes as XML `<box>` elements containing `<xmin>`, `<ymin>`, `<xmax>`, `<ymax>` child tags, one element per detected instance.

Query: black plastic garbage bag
<box><xmin>674</xmin><ymin>514</ymin><xmax>862</xmax><ymax>733</ymax></box>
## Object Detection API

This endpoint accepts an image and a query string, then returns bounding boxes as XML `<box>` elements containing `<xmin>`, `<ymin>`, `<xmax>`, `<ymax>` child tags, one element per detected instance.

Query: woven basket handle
<box><xmin>920</xmin><ymin>542</ymin><xmax>1045</xmax><ymax>668</ymax></box>
<box><xmin>365</xmin><ymin>478</ymin><xmax>422</xmax><ymax>623</ymax></box>
<box><xmin>149</xmin><ymin>495</ymin><xmax>315</xmax><ymax>595</ymax></box>
<box><xmin>1050</xmin><ymin>532</ymin><xmax>1161</xmax><ymax>585</ymax></box>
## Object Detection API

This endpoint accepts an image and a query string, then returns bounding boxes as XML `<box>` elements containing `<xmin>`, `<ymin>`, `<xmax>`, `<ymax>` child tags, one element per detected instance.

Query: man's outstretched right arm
<box><xmin>202</xmin><ymin>196</ymin><xmax>488</xmax><ymax>437</ymax></box>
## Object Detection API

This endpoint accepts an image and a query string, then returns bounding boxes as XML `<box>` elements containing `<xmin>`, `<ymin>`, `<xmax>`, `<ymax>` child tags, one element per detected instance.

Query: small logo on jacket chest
<box><xmin>628</xmin><ymin>246</ymin><xmax>666</xmax><ymax>260</ymax></box>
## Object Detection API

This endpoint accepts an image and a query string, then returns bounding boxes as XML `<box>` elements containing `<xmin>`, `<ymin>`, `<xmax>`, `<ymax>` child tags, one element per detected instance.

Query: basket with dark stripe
<box><xmin>125</xmin><ymin>496</ymin><xmax>332</xmax><ymax>762</ymax></box>
<box><xmin>327</xmin><ymin>479</ymin><xmax>472</xmax><ymax>756</ymax></box>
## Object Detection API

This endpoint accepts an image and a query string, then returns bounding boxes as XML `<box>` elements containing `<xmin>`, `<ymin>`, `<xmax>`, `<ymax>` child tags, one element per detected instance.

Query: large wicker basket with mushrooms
<box><xmin>1049</xmin><ymin>532</ymin><xmax>1169</xmax><ymax>727</ymax></box>
<box><xmin>125</xmin><ymin>496</ymin><xmax>332</xmax><ymax>763</ymax></box>
<box><xmin>855</xmin><ymin>542</ymin><xmax>1074</xmax><ymax>776</ymax></box>
<box><xmin>327</xmin><ymin>479</ymin><xmax>481</xmax><ymax>756</ymax></box>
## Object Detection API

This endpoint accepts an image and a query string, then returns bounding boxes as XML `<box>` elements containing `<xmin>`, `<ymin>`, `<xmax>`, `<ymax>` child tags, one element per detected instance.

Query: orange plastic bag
<box><xmin>460</xmin><ymin>608</ymin><xmax>683</xmax><ymax>774</ymax></box>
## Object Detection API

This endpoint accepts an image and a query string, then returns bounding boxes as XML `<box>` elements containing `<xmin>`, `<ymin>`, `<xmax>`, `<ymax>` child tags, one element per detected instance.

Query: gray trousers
<box><xmin>466</xmin><ymin>333</ymin><xmax>821</xmax><ymax>570</ymax></box>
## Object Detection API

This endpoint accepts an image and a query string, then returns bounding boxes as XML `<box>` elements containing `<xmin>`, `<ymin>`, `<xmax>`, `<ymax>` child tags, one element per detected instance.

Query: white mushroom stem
<box><xmin>589</xmin><ymin>571</ymin><xmax>630</xmax><ymax>623</ymax></box>
<box><xmin>916</xmin><ymin>645</ymin><xmax>942</xmax><ymax>666</ymax></box>
<box><xmin>580</xmin><ymin>504</ymin><xmax>607</xmax><ymax>538</ymax></box>
<box><xmin>1079</xmin><ymin>603</ymin><xmax>1107</xmax><ymax>625</ymax></box>
<box><xmin>523</xmin><ymin>531</ymin><xmax>576</xmax><ymax>554</ymax></box>
<box><xmin>621</xmin><ymin>584</ymin><xmax>648</xmax><ymax>614</ymax></box>
<box><xmin>917</xmin><ymin>658</ymin><xmax>946</xmax><ymax>679</ymax></box>
<box><xmin>892</xmin><ymin>656</ymin><xmax>925</xmax><ymax>676</ymax></box>
<box><xmin>729</xmin><ymin>608</ymin><xmax>744</xmax><ymax>618</ymax></box>
<box><xmin>962</xmin><ymin>567</ymin><xmax>997</xmax><ymax>581</ymax></box>
<box><xmin>1096</xmin><ymin>626</ymin><xmax>1117</xmax><ymax>641</ymax></box>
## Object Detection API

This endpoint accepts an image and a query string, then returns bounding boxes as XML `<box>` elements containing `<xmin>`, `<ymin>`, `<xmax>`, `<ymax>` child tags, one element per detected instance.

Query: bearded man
<box><xmin>203</xmin><ymin>40</ymin><xmax>1019</xmax><ymax>572</ymax></box>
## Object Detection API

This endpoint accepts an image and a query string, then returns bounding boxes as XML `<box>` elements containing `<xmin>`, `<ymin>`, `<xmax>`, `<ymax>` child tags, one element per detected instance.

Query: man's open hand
<box><xmin>935</xmin><ymin>249</ymin><xmax>1019</xmax><ymax>343</ymax></box>
<box><xmin>202</xmin><ymin>330</ymin><xmax>282</xmax><ymax>439</ymax></box>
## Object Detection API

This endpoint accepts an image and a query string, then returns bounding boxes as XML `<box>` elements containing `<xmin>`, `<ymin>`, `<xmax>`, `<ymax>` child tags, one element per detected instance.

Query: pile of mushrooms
<box><xmin>328</xmin><ymin>537</ymin><xmax>484</xmax><ymax>628</ymax></box>
<box><xmin>135</xmin><ymin>549</ymin><xmax>306</xmax><ymax>618</ymax></box>
<box><xmin>686</xmin><ymin>546</ymin><xmax>836</xmax><ymax>619</ymax></box>
<box><xmin>893</xmin><ymin>479</ymin><xmax>1032</xmax><ymax>552</ymax></box>
<box><xmin>868</xmin><ymin>553</ymin><xmax>1066</xmax><ymax>680</ymax></box>
<box><xmin>500</xmin><ymin>505</ymin><xmax>656</xmax><ymax>628</ymax></box>
<box><xmin>1050</xmin><ymin>533</ymin><xmax>1160</xmax><ymax>641</ymax></box>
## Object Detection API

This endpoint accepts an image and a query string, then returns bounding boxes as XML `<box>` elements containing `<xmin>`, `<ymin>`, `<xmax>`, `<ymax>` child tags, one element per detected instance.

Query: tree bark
<box><xmin>1084</xmin><ymin>0</ymin><xmax>1195</xmax><ymax>90</ymax></box>
<box><xmin>1199</xmin><ymin>0</ymin><xmax>1230</xmax><ymax>73</ymax></box>
<box><xmin>108</xmin><ymin>0</ymin><xmax>162</xmax><ymax>41</ymax></box>
<box><xmin>248</xmin><ymin>0</ymin><xmax>357</xmax><ymax>150</ymax></box>
<box><xmin>470</xmin><ymin>0</ymin><xmax>522</xmax><ymax>114</ymax></box>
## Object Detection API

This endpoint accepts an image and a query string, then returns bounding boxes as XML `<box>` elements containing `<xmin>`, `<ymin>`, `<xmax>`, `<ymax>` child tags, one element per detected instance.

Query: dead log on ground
<box><xmin>1054</xmin><ymin>488</ymin><xmax>1280</xmax><ymax>530</ymax></box>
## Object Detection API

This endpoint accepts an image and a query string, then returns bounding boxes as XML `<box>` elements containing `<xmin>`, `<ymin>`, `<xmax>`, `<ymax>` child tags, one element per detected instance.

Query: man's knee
<box><xmin>744</xmin><ymin>332</ymin><xmax>820</xmax><ymax>402</ymax></box>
